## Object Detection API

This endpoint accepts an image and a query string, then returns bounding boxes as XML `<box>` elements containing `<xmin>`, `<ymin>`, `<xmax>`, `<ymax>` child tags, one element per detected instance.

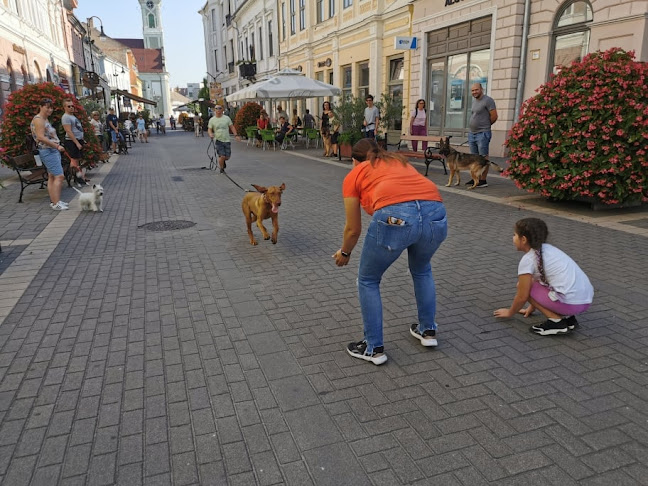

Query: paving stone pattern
<box><xmin>0</xmin><ymin>132</ymin><xmax>647</xmax><ymax>485</ymax></box>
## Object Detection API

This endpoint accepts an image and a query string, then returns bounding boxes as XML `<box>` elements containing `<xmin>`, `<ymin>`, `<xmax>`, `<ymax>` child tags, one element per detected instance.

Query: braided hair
<box><xmin>515</xmin><ymin>218</ymin><xmax>550</xmax><ymax>286</ymax></box>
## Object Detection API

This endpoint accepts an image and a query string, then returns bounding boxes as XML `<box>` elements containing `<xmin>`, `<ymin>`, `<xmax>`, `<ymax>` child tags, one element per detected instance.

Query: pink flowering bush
<box><xmin>506</xmin><ymin>48</ymin><xmax>648</xmax><ymax>205</ymax></box>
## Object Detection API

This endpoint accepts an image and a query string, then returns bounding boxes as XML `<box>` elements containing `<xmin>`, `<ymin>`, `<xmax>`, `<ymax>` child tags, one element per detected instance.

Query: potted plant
<box><xmin>376</xmin><ymin>92</ymin><xmax>403</xmax><ymax>148</ymax></box>
<box><xmin>506</xmin><ymin>48</ymin><xmax>647</xmax><ymax>208</ymax></box>
<box><xmin>333</xmin><ymin>94</ymin><xmax>365</xmax><ymax>158</ymax></box>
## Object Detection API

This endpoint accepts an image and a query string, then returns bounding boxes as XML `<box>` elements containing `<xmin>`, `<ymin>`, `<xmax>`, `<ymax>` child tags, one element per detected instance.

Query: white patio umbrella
<box><xmin>226</xmin><ymin>68</ymin><xmax>341</xmax><ymax>101</ymax></box>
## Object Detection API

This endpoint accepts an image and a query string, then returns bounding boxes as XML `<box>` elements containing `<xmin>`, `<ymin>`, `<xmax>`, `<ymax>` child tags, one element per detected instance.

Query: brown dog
<box><xmin>321</xmin><ymin>127</ymin><xmax>332</xmax><ymax>157</ymax></box>
<box><xmin>439</xmin><ymin>138</ymin><xmax>503</xmax><ymax>189</ymax></box>
<box><xmin>242</xmin><ymin>183</ymin><xmax>286</xmax><ymax>245</ymax></box>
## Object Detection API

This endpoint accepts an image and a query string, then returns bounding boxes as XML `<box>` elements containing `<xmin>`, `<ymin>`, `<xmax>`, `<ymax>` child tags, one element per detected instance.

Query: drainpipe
<box><xmin>513</xmin><ymin>0</ymin><xmax>531</xmax><ymax>123</ymax></box>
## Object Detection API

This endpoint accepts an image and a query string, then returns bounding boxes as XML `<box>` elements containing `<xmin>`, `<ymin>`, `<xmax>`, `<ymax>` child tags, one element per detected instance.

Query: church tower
<box><xmin>139</xmin><ymin>0</ymin><xmax>164</xmax><ymax>49</ymax></box>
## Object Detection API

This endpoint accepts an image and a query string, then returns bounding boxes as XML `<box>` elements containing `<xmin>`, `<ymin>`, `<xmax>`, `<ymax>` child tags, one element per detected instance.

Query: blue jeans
<box><xmin>358</xmin><ymin>200</ymin><xmax>447</xmax><ymax>352</ymax></box>
<box><xmin>468</xmin><ymin>131</ymin><xmax>492</xmax><ymax>156</ymax></box>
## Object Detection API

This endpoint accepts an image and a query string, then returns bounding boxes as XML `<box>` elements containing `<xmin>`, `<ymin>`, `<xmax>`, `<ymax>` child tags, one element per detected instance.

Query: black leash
<box><xmin>223</xmin><ymin>172</ymin><xmax>253</xmax><ymax>192</ymax></box>
<box><xmin>203</xmin><ymin>138</ymin><xmax>252</xmax><ymax>191</ymax></box>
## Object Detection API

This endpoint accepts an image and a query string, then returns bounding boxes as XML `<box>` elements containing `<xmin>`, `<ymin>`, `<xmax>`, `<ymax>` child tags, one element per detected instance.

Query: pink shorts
<box><xmin>530</xmin><ymin>282</ymin><xmax>590</xmax><ymax>316</ymax></box>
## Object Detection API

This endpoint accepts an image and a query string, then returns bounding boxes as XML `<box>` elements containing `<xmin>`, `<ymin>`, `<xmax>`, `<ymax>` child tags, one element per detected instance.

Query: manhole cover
<box><xmin>138</xmin><ymin>220</ymin><xmax>196</xmax><ymax>231</ymax></box>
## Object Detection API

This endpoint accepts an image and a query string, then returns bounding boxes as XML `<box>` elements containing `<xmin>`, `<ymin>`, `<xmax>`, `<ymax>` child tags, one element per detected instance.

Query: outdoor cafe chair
<box><xmin>260</xmin><ymin>129</ymin><xmax>277</xmax><ymax>151</ymax></box>
<box><xmin>245</xmin><ymin>126</ymin><xmax>259</xmax><ymax>147</ymax></box>
<box><xmin>304</xmin><ymin>128</ymin><xmax>320</xmax><ymax>149</ymax></box>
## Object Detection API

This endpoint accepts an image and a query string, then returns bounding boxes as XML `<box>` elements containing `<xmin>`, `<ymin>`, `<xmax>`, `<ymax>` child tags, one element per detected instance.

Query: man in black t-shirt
<box><xmin>106</xmin><ymin>108</ymin><xmax>119</xmax><ymax>154</ymax></box>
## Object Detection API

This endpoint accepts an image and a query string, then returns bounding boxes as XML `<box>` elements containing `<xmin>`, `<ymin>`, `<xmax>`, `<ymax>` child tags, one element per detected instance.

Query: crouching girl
<box><xmin>494</xmin><ymin>218</ymin><xmax>593</xmax><ymax>335</ymax></box>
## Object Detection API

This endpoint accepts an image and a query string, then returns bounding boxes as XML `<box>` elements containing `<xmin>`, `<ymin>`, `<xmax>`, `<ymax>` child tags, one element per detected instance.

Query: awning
<box><xmin>113</xmin><ymin>89</ymin><xmax>157</xmax><ymax>107</ymax></box>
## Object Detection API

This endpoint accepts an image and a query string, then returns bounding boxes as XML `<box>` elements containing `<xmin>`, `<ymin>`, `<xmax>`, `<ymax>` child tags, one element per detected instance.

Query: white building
<box><xmin>199</xmin><ymin>0</ymin><xmax>279</xmax><ymax>106</ymax></box>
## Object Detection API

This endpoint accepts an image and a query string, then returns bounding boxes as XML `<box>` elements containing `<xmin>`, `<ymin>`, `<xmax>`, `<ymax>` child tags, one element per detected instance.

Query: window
<box><xmin>358</xmin><ymin>62</ymin><xmax>369</xmax><ymax>99</ymax></box>
<box><xmin>268</xmin><ymin>21</ymin><xmax>274</xmax><ymax>56</ymax></box>
<box><xmin>329</xmin><ymin>0</ymin><xmax>335</xmax><ymax>17</ymax></box>
<box><xmin>344</xmin><ymin>0</ymin><xmax>353</xmax><ymax>7</ymax></box>
<box><xmin>342</xmin><ymin>65</ymin><xmax>352</xmax><ymax>98</ymax></box>
<box><xmin>551</xmin><ymin>0</ymin><xmax>592</xmax><ymax>76</ymax></box>
<box><xmin>290</xmin><ymin>0</ymin><xmax>296</xmax><ymax>35</ymax></box>
<box><xmin>148</xmin><ymin>14</ymin><xmax>156</xmax><ymax>28</ymax></box>
<box><xmin>329</xmin><ymin>71</ymin><xmax>333</xmax><ymax>86</ymax></box>
<box><xmin>250</xmin><ymin>33</ymin><xmax>255</xmax><ymax>60</ymax></box>
<box><xmin>299</xmin><ymin>0</ymin><xmax>305</xmax><ymax>30</ymax></box>
<box><xmin>245</xmin><ymin>37</ymin><xmax>249</xmax><ymax>60</ymax></box>
<box><xmin>211</xmin><ymin>9</ymin><xmax>217</xmax><ymax>30</ymax></box>
<box><xmin>316</xmin><ymin>0</ymin><xmax>324</xmax><ymax>22</ymax></box>
<box><xmin>388</xmin><ymin>58</ymin><xmax>404</xmax><ymax>130</ymax></box>
<box><xmin>214</xmin><ymin>49</ymin><xmax>218</xmax><ymax>71</ymax></box>
<box><xmin>258</xmin><ymin>27</ymin><xmax>263</xmax><ymax>60</ymax></box>
<box><xmin>281</xmin><ymin>3</ymin><xmax>286</xmax><ymax>40</ymax></box>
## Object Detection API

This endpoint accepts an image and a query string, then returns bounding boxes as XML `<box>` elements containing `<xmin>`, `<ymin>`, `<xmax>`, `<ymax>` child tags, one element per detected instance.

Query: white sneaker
<box><xmin>50</xmin><ymin>201</ymin><xmax>69</xmax><ymax>208</ymax></box>
<box><xmin>51</xmin><ymin>201</ymin><xmax>69</xmax><ymax>211</ymax></box>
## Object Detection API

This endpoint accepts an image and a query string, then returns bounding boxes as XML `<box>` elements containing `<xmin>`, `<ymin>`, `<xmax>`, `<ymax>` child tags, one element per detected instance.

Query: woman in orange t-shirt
<box><xmin>333</xmin><ymin>139</ymin><xmax>447</xmax><ymax>365</ymax></box>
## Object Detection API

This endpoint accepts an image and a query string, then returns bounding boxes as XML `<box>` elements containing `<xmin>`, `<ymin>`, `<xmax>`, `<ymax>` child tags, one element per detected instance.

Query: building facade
<box><xmin>411</xmin><ymin>0</ymin><xmax>648</xmax><ymax>156</ymax></box>
<box><xmin>200</xmin><ymin>0</ymin><xmax>279</xmax><ymax>102</ymax></box>
<box><xmin>277</xmin><ymin>0</ymin><xmax>412</xmax><ymax>128</ymax></box>
<box><xmin>0</xmin><ymin>0</ymin><xmax>72</xmax><ymax>115</ymax></box>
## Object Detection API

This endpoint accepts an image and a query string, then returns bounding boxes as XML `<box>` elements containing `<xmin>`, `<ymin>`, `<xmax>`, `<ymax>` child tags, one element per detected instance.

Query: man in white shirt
<box><xmin>363</xmin><ymin>95</ymin><xmax>380</xmax><ymax>139</ymax></box>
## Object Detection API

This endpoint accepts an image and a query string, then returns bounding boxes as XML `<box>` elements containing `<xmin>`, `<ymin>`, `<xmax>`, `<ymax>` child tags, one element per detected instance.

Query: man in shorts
<box><xmin>467</xmin><ymin>83</ymin><xmax>498</xmax><ymax>188</ymax></box>
<box><xmin>106</xmin><ymin>108</ymin><xmax>119</xmax><ymax>154</ymax></box>
<box><xmin>61</xmin><ymin>100</ymin><xmax>87</xmax><ymax>183</ymax></box>
<box><xmin>207</xmin><ymin>105</ymin><xmax>240</xmax><ymax>173</ymax></box>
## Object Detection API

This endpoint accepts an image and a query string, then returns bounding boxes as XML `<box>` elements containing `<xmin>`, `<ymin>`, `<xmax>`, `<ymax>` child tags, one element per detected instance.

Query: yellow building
<box><xmin>277</xmin><ymin>0</ymin><xmax>413</xmax><ymax>131</ymax></box>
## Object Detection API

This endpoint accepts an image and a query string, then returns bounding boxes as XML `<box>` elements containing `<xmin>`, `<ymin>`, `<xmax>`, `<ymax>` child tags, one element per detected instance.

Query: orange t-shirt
<box><xmin>342</xmin><ymin>159</ymin><xmax>442</xmax><ymax>215</ymax></box>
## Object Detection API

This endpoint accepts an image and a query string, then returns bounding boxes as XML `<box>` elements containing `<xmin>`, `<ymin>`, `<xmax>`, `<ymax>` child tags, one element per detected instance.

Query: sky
<box><xmin>75</xmin><ymin>0</ymin><xmax>207</xmax><ymax>88</ymax></box>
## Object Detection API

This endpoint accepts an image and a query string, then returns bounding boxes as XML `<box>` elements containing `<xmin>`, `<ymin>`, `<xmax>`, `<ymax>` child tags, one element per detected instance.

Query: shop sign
<box><xmin>394</xmin><ymin>37</ymin><xmax>418</xmax><ymax>50</ymax></box>
<box><xmin>12</xmin><ymin>44</ymin><xmax>26</xmax><ymax>55</ymax></box>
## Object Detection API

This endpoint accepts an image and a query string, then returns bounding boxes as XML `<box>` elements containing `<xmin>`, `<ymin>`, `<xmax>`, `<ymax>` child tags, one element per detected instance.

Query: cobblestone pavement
<box><xmin>0</xmin><ymin>131</ymin><xmax>647</xmax><ymax>485</ymax></box>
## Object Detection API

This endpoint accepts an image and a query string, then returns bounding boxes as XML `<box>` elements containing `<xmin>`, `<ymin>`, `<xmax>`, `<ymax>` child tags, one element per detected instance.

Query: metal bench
<box><xmin>397</xmin><ymin>135</ymin><xmax>450</xmax><ymax>176</ymax></box>
<box><xmin>6</xmin><ymin>153</ymin><xmax>49</xmax><ymax>203</ymax></box>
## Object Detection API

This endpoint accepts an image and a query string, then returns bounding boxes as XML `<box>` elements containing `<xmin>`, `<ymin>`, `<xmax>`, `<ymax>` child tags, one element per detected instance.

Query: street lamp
<box><xmin>85</xmin><ymin>16</ymin><xmax>106</xmax><ymax>74</ymax></box>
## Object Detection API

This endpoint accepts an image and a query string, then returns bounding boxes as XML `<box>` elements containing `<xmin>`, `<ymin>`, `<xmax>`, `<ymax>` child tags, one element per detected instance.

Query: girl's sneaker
<box><xmin>410</xmin><ymin>324</ymin><xmax>438</xmax><ymax>347</ymax></box>
<box><xmin>50</xmin><ymin>201</ymin><xmax>69</xmax><ymax>211</ymax></box>
<box><xmin>531</xmin><ymin>319</ymin><xmax>571</xmax><ymax>335</ymax></box>
<box><xmin>346</xmin><ymin>341</ymin><xmax>387</xmax><ymax>365</ymax></box>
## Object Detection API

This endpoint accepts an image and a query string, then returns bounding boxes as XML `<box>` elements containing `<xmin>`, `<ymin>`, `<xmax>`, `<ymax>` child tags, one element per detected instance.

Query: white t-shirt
<box><xmin>410</xmin><ymin>109</ymin><xmax>427</xmax><ymax>126</ymax></box>
<box><xmin>518</xmin><ymin>243</ymin><xmax>593</xmax><ymax>305</ymax></box>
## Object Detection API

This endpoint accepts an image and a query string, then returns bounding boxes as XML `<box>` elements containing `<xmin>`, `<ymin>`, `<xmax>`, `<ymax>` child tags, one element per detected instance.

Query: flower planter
<box><xmin>339</xmin><ymin>143</ymin><xmax>352</xmax><ymax>158</ymax></box>
<box><xmin>549</xmin><ymin>195</ymin><xmax>644</xmax><ymax>211</ymax></box>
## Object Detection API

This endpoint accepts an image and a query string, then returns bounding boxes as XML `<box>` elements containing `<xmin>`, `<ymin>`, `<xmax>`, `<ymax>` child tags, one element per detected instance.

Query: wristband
<box><xmin>340</xmin><ymin>250</ymin><xmax>350</xmax><ymax>258</ymax></box>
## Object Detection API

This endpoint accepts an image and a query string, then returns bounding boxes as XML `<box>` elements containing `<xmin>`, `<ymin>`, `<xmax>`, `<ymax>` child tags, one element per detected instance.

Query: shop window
<box><xmin>34</xmin><ymin>60</ymin><xmax>42</xmax><ymax>83</ymax></box>
<box><xmin>281</xmin><ymin>3</ymin><xmax>286</xmax><ymax>40</ymax></box>
<box><xmin>358</xmin><ymin>63</ymin><xmax>369</xmax><ymax>99</ymax></box>
<box><xmin>551</xmin><ymin>0</ymin><xmax>592</xmax><ymax>76</ymax></box>
<box><xmin>268</xmin><ymin>21</ymin><xmax>274</xmax><ymax>56</ymax></box>
<box><xmin>388</xmin><ymin>58</ymin><xmax>404</xmax><ymax>130</ymax></box>
<box><xmin>342</xmin><ymin>65</ymin><xmax>352</xmax><ymax>98</ymax></box>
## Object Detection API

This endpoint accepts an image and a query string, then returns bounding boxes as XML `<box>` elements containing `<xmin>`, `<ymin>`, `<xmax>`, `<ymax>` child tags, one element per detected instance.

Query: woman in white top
<box><xmin>494</xmin><ymin>218</ymin><xmax>594</xmax><ymax>335</ymax></box>
<box><xmin>409</xmin><ymin>99</ymin><xmax>427</xmax><ymax>152</ymax></box>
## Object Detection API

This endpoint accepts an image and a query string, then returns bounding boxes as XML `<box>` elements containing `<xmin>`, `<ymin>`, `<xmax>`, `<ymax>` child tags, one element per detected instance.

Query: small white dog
<box><xmin>73</xmin><ymin>184</ymin><xmax>104</xmax><ymax>212</ymax></box>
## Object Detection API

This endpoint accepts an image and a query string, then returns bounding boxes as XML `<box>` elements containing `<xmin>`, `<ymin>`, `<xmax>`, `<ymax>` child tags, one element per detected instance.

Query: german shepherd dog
<box><xmin>438</xmin><ymin>138</ymin><xmax>503</xmax><ymax>189</ymax></box>
<box><xmin>321</xmin><ymin>127</ymin><xmax>332</xmax><ymax>157</ymax></box>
